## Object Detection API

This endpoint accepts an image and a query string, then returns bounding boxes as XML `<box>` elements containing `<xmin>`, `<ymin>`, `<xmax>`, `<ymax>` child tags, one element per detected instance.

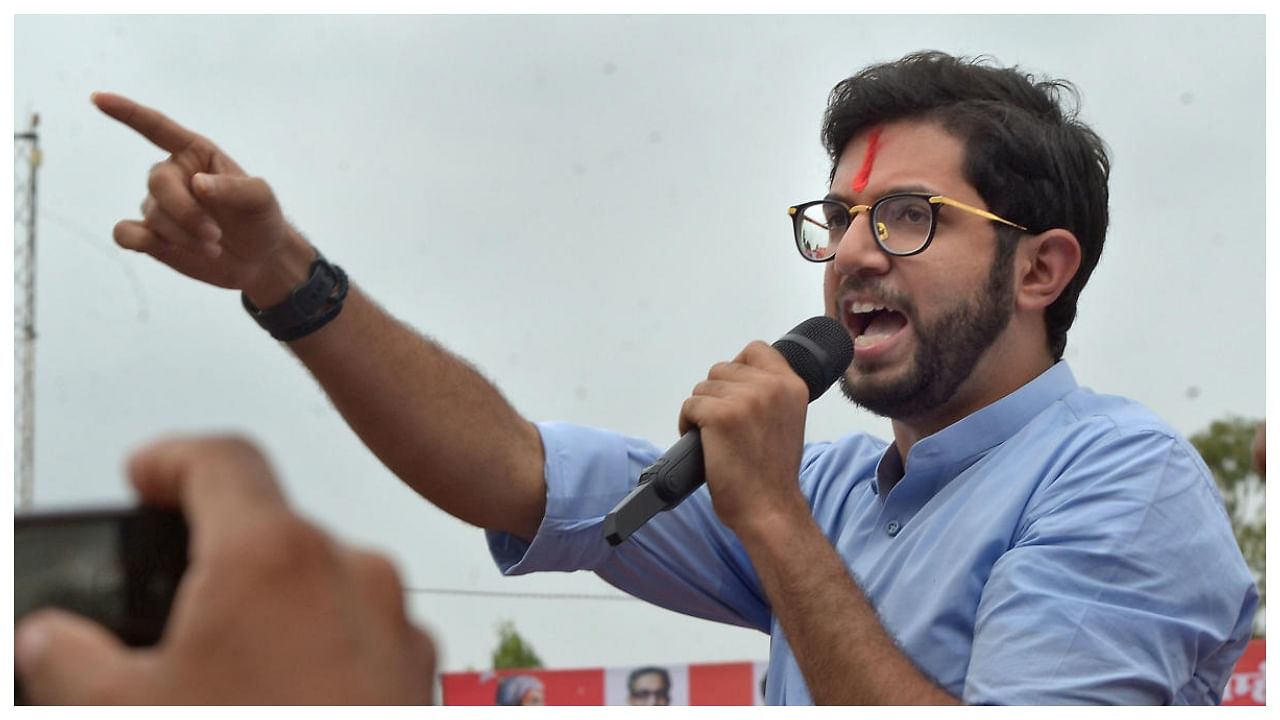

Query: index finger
<box><xmin>91</xmin><ymin>92</ymin><xmax>201</xmax><ymax>155</ymax></box>
<box><xmin>125</xmin><ymin>435</ymin><xmax>291</xmax><ymax>553</ymax></box>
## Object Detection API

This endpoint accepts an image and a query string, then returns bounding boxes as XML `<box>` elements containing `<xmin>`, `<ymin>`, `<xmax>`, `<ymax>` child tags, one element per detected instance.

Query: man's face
<box><xmin>521</xmin><ymin>686</ymin><xmax>545</xmax><ymax>705</ymax></box>
<box><xmin>628</xmin><ymin>671</ymin><xmax>670</xmax><ymax>705</ymax></box>
<box><xmin>823</xmin><ymin>120</ymin><xmax>1016</xmax><ymax>421</ymax></box>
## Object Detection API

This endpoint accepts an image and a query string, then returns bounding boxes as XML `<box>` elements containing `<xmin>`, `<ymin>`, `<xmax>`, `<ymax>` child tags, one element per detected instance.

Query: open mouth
<box><xmin>844</xmin><ymin>300</ymin><xmax>909</xmax><ymax>351</ymax></box>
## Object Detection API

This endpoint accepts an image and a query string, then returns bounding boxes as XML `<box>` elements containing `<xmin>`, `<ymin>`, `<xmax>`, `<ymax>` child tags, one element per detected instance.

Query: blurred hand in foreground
<box><xmin>15</xmin><ymin>435</ymin><xmax>436</xmax><ymax>704</ymax></box>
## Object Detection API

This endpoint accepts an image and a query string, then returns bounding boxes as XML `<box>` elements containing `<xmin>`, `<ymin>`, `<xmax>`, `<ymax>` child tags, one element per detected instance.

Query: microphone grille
<box><xmin>772</xmin><ymin>316</ymin><xmax>854</xmax><ymax>402</ymax></box>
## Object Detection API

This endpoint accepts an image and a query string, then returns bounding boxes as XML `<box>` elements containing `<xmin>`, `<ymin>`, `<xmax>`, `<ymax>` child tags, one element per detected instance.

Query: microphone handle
<box><xmin>600</xmin><ymin>316</ymin><xmax>851</xmax><ymax>548</ymax></box>
<box><xmin>603</xmin><ymin>429</ymin><xmax>703</xmax><ymax>546</ymax></box>
<box><xmin>646</xmin><ymin>429</ymin><xmax>706</xmax><ymax>503</ymax></box>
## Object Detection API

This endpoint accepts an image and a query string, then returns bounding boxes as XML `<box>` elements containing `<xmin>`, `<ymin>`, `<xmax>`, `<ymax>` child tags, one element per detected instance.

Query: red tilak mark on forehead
<box><xmin>851</xmin><ymin>127</ymin><xmax>884</xmax><ymax>194</ymax></box>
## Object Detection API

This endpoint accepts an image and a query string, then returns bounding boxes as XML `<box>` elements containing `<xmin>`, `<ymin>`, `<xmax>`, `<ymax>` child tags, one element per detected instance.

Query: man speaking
<box><xmin>62</xmin><ymin>51</ymin><xmax>1256</xmax><ymax>704</ymax></box>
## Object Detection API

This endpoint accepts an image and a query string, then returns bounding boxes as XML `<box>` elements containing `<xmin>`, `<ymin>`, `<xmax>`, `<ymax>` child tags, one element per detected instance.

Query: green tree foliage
<box><xmin>1190</xmin><ymin>416</ymin><xmax>1265</xmax><ymax>636</ymax></box>
<box><xmin>492</xmin><ymin>620</ymin><xmax>544</xmax><ymax>670</ymax></box>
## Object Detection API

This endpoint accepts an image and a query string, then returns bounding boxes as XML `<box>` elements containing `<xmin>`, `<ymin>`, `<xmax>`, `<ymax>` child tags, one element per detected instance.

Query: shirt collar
<box><xmin>872</xmin><ymin>361</ymin><xmax>1079</xmax><ymax>496</ymax></box>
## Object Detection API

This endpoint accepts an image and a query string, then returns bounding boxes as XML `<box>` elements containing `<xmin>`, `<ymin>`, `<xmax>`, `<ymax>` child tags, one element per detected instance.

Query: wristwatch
<box><xmin>241</xmin><ymin>251</ymin><xmax>349</xmax><ymax>341</ymax></box>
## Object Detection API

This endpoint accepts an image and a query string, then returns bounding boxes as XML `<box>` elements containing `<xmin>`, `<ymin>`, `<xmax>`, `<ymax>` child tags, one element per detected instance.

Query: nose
<box><xmin>832</xmin><ymin>210</ymin><xmax>892</xmax><ymax>279</ymax></box>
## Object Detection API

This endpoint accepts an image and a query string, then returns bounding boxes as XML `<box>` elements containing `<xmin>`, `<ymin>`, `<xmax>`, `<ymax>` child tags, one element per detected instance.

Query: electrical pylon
<box><xmin>15</xmin><ymin>114</ymin><xmax>40</xmax><ymax>509</ymax></box>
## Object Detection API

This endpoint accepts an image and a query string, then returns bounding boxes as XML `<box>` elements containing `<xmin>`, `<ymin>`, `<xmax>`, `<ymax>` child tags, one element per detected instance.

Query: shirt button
<box><xmin>886</xmin><ymin>520</ymin><xmax>901</xmax><ymax>537</ymax></box>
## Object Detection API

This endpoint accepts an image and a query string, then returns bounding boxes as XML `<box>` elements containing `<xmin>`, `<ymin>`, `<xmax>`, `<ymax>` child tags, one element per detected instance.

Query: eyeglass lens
<box><xmin>797</xmin><ymin>196</ymin><xmax>933</xmax><ymax>259</ymax></box>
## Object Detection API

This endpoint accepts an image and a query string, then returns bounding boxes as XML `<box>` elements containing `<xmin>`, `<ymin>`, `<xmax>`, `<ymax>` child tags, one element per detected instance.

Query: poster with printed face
<box><xmin>604</xmin><ymin>664</ymin><xmax>688</xmax><ymax>706</ymax></box>
<box><xmin>441</xmin><ymin>668</ymin><xmax>605</xmax><ymax>706</ymax></box>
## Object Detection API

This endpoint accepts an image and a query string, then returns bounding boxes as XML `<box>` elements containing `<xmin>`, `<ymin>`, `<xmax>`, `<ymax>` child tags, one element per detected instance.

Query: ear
<box><xmin>1014</xmin><ymin>229</ymin><xmax>1081</xmax><ymax>312</ymax></box>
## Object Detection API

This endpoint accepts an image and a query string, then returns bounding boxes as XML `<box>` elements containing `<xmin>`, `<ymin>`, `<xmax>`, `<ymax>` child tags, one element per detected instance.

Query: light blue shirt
<box><xmin>488</xmin><ymin>362</ymin><xmax>1257</xmax><ymax>704</ymax></box>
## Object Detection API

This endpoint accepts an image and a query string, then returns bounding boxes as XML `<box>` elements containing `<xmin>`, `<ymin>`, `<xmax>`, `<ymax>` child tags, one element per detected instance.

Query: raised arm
<box><xmin>93</xmin><ymin>93</ymin><xmax>546</xmax><ymax>540</ymax></box>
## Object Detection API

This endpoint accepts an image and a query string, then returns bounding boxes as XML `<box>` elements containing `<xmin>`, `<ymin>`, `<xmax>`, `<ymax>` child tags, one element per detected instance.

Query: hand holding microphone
<box><xmin>604</xmin><ymin>317</ymin><xmax>853</xmax><ymax>545</ymax></box>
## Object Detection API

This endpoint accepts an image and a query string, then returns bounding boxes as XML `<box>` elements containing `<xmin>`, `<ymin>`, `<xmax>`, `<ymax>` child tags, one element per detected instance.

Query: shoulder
<box><xmin>1019</xmin><ymin>385</ymin><xmax>1232</xmax><ymax>538</ymax></box>
<box><xmin>1059</xmin><ymin>384</ymin><xmax>1187</xmax><ymax>439</ymax></box>
<box><xmin>1042</xmin><ymin>385</ymin><xmax>1211</xmax><ymax>481</ymax></box>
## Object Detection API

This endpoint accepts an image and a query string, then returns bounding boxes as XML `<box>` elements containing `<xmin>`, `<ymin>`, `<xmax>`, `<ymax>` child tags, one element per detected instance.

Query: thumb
<box><xmin>191</xmin><ymin>172</ymin><xmax>277</xmax><ymax>217</ymax></box>
<box><xmin>16</xmin><ymin>609</ymin><xmax>148</xmax><ymax>704</ymax></box>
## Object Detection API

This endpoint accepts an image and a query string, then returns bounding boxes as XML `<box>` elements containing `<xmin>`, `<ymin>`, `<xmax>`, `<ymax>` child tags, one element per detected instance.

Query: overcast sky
<box><xmin>12</xmin><ymin>15</ymin><xmax>1266</xmax><ymax>673</ymax></box>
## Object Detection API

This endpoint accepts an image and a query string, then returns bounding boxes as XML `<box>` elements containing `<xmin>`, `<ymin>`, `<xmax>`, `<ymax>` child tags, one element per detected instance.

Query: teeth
<box><xmin>849</xmin><ymin>301</ymin><xmax>889</xmax><ymax>315</ymax></box>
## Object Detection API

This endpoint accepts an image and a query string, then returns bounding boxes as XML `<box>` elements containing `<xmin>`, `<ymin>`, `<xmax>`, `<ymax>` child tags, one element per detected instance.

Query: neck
<box><xmin>890</xmin><ymin>329</ymin><xmax>1054</xmax><ymax>467</ymax></box>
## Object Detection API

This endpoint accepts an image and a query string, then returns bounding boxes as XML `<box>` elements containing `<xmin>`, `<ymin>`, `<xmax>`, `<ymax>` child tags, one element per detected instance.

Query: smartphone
<box><xmin>14</xmin><ymin>506</ymin><xmax>188</xmax><ymax>703</ymax></box>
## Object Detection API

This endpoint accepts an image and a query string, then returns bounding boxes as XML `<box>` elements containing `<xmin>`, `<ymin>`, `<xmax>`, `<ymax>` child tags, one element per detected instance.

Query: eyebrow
<box><xmin>824</xmin><ymin>184</ymin><xmax>937</xmax><ymax>204</ymax></box>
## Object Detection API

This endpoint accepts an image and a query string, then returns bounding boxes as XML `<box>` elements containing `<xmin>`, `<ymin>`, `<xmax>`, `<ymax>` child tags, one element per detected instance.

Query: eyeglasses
<box><xmin>629</xmin><ymin>689</ymin><xmax>670</xmax><ymax>702</ymax></box>
<box><xmin>787</xmin><ymin>192</ymin><xmax>1028</xmax><ymax>262</ymax></box>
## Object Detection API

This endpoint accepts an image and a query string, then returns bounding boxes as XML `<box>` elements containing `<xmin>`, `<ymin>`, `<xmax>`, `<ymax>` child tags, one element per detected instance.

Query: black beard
<box><xmin>840</xmin><ymin>248</ymin><xmax>1015</xmax><ymax>420</ymax></box>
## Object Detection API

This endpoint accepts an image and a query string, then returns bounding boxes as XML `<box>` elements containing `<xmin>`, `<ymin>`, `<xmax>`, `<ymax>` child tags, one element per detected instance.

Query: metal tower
<box><xmin>15</xmin><ymin>115</ymin><xmax>40</xmax><ymax>509</ymax></box>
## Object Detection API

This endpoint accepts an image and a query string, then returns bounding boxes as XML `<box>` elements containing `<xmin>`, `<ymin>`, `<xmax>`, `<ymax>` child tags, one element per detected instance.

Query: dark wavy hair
<box><xmin>822</xmin><ymin>51</ymin><xmax>1111</xmax><ymax>360</ymax></box>
<box><xmin>627</xmin><ymin>666</ymin><xmax>671</xmax><ymax>692</ymax></box>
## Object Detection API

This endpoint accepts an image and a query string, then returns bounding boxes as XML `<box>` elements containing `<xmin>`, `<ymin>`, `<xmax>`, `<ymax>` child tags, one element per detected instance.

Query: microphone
<box><xmin>602</xmin><ymin>316</ymin><xmax>854</xmax><ymax>546</ymax></box>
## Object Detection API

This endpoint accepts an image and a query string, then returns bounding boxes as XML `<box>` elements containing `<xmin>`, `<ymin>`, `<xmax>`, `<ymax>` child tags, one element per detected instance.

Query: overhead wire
<box><xmin>404</xmin><ymin>587</ymin><xmax>638</xmax><ymax>602</ymax></box>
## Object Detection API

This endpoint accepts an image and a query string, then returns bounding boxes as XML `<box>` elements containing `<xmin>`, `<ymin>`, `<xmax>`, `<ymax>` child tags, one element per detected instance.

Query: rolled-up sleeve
<box><xmin>486</xmin><ymin>421</ymin><xmax>773</xmax><ymax>632</ymax></box>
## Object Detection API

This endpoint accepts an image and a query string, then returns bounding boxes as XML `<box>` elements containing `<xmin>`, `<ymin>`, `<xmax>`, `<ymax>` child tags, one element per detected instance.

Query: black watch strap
<box><xmin>241</xmin><ymin>252</ymin><xmax>349</xmax><ymax>341</ymax></box>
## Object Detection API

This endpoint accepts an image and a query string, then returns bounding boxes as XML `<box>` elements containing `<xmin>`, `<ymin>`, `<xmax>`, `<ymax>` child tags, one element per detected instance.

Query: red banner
<box><xmin>1222</xmin><ymin>638</ymin><xmax>1266</xmax><ymax>705</ymax></box>
<box><xmin>443</xmin><ymin>639</ymin><xmax>1265</xmax><ymax>705</ymax></box>
<box><xmin>442</xmin><ymin>667</ymin><xmax>605</xmax><ymax>706</ymax></box>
